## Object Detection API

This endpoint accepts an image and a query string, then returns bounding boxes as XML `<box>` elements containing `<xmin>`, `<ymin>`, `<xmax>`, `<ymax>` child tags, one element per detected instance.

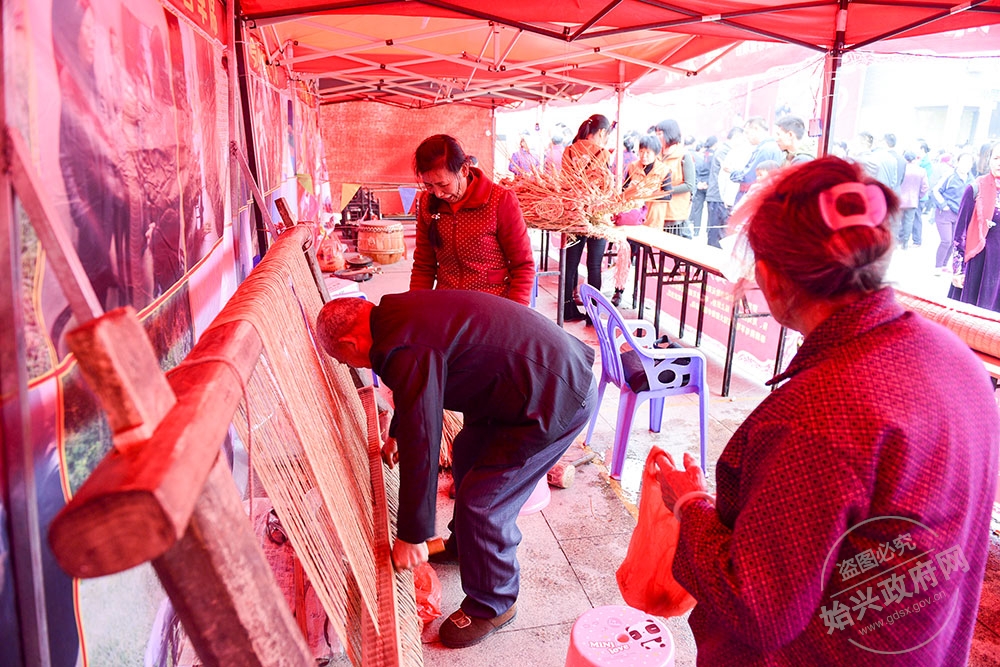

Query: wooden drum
<box><xmin>356</xmin><ymin>222</ymin><xmax>406</xmax><ymax>265</ymax></box>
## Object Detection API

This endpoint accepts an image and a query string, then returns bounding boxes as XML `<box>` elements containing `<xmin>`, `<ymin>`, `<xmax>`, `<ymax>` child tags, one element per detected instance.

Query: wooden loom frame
<box><xmin>5</xmin><ymin>119</ymin><xmax>414</xmax><ymax>665</ymax></box>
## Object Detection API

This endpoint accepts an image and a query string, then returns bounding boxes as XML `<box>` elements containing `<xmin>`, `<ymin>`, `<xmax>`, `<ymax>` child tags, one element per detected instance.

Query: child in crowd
<box><xmin>748</xmin><ymin>160</ymin><xmax>781</xmax><ymax>196</ymax></box>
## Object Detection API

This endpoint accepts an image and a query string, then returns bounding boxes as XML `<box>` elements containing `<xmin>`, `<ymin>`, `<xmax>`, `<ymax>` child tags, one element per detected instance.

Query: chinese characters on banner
<box><xmin>820</xmin><ymin>531</ymin><xmax>969</xmax><ymax>635</ymax></box>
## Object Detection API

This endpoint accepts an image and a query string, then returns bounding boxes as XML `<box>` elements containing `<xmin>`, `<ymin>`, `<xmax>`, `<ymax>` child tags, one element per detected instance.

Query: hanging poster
<box><xmin>244</xmin><ymin>34</ymin><xmax>287</xmax><ymax>195</ymax></box>
<box><xmin>293</xmin><ymin>82</ymin><xmax>327</xmax><ymax>222</ymax></box>
<box><xmin>4</xmin><ymin>0</ymin><xmax>229</xmax><ymax>664</ymax></box>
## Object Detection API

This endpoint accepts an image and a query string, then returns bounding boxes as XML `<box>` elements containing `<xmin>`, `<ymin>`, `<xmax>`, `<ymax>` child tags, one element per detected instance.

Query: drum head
<box><xmin>343</xmin><ymin>252</ymin><xmax>373</xmax><ymax>267</ymax></box>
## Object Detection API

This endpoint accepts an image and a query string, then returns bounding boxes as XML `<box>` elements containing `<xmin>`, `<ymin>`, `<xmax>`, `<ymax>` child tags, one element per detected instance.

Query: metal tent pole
<box><xmin>819</xmin><ymin>0</ymin><xmax>849</xmax><ymax>157</ymax></box>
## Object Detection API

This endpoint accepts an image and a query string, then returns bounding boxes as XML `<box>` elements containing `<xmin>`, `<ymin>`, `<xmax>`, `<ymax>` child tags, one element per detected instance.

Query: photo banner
<box><xmin>293</xmin><ymin>82</ymin><xmax>327</xmax><ymax>221</ymax></box>
<box><xmin>5</xmin><ymin>0</ymin><xmax>232</xmax><ymax>663</ymax></box>
<box><xmin>244</xmin><ymin>34</ymin><xmax>288</xmax><ymax>195</ymax></box>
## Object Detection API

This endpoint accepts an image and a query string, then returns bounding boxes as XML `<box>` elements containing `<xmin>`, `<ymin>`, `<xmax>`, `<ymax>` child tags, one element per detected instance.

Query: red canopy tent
<box><xmin>238</xmin><ymin>0</ymin><xmax>1000</xmax><ymax>151</ymax></box>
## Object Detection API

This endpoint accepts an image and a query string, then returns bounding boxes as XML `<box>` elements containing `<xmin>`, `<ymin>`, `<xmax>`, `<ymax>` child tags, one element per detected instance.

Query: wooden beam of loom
<box><xmin>50</xmin><ymin>316</ymin><xmax>315</xmax><ymax>665</ymax></box>
<box><xmin>359</xmin><ymin>385</ymin><xmax>405</xmax><ymax>665</ymax></box>
<box><xmin>3</xmin><ymin>126</ymin><xmax>103</xmax><ymax>323</ymax></box>
<box><xmin>49</xmin><ymin>318</ymin><xmax>264</xmax><ymax>576</ymax></box>
<box><xmin>275</xmin><ymin>196</ymin><xmax>331</xmax><ymax>303</ymax></box>
<box><xmin>231</xmin><ymin>140</ymin><xmax>280</xmax><ymax>239</ymax></box>
<box><xmin>51</xmin><ymin>225</ymin><xmax>419</xmax><ymax>665</ymax></box>
<box><xmin>152</xmin><ymin>455</ymin><xmax>314</xmax><ymax>666</ymax></box>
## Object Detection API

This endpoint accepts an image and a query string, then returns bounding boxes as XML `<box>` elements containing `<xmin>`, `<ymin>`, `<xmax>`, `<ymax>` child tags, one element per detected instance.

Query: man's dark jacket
<box><xmin>369</xmin><ymin>290</ymin><xmax>595</xmax><ymax>542</ymax></box>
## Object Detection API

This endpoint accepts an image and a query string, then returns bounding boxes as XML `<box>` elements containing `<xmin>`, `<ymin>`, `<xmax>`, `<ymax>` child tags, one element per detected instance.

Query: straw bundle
<box><xmin>501</xmin><ymin>160</ymin><xmax>663</xmax><ymax>238</ymax></box>
<box><xmin>439</xmin><ymin>410</ymin><xmax>464</xmax><ymax>469</ymax></box>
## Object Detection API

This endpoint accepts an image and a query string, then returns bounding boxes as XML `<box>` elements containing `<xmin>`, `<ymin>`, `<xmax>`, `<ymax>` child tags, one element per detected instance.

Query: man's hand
<box><xmin>381</xmin><ymin>436</ymin><xmax>398</xmax><ymax>468</ymax></box>
<box><xmin>392</xmin><ymin>539</ymin><xmax>429</xmax><ymax>571</ymax></box>
<box><xmin>653</xmin><ymin>451</ymin><xmax>707</xmax><ymax>512</ymax></box>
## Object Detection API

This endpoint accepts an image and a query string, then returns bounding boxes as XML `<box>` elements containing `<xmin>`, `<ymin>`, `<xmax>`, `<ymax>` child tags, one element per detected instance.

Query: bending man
<box><xmin>316</xmin><ymin>290</ymin><xmax>596</xmax><ymax>649</ymax></box>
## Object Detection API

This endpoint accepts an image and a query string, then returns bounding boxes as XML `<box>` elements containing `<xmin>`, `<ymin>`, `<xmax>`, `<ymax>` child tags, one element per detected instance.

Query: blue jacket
<box><xmin>935</xmin><ymin>170</ymin><xmax>972</xmax><ymax>214</ymax></box>
<box><xmin>730</xmin><ymin>138</ymin><xmax>784</xmax><ymax>186</ymax></box>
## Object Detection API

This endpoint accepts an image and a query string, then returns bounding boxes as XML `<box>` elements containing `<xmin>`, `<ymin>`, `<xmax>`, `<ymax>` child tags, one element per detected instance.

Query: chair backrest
<box><xmin>580</xmin><ymin>284</ymin><xmax>700</xmax><ymax>394</ymax></box>
<box><xmin>579</xmin><ymin>284</ymin><xmax>631</xmax><ymax>390</ymax></box>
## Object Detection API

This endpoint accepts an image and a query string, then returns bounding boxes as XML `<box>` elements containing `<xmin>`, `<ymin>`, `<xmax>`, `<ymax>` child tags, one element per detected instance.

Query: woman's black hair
<box><xmin>573</xmin><ymin>114</ymin><xmax>611</xmax><ymax>144</ymax></box>
<box><xmin>413</xmin><ymin>134</ymin><xmax>468</xmax><ymax>176</ymax></box>
<box><xmin>638</xmin><ymin>134</ymin><xmax>662</xmax><ymax>155</ymax></box>
<box><xmin>655</xmin><ymin>119</ymin><xmax>682</xmax><ymax>148</ymax></box>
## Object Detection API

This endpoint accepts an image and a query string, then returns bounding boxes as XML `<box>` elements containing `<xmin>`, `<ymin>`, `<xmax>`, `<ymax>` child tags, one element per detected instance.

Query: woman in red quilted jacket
<box><xmin>410</xmin><ymin>135</ymin><xmax>535</xmax><ymax>305</ymax></box>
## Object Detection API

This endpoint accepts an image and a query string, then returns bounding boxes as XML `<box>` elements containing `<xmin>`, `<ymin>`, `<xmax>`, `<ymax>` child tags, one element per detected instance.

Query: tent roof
<box><xmin>240</xmin><ymin>0</ymin><xmax>1000</xmax><ymax>108</ymax></box>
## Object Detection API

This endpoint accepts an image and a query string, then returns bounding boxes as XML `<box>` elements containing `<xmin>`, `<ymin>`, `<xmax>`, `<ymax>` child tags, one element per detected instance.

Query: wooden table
<box><xmin>624</xmin><ymin>225</ymin><xmax>788</xmax><ymax>396</ymax></box>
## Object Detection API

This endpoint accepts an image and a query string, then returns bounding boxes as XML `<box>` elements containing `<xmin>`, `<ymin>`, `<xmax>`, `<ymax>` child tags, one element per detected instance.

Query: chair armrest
<box><xmin>620</xmin><ymin>318</ymin><xmax>692</xmax><ymax>361</ymax></box>
<box><xmin>637</xmin><ymin>348</ymin><xmax>707</xmax><ymax>391</ymax></box>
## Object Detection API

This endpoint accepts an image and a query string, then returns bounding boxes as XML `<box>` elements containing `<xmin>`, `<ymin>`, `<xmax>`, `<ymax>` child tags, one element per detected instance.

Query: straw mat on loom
<box><xmin>896</xmin><ymin>289</ymin><xmax>1000</xmax><ymax>359</ymax></box>
<box><xmin>218</xmin><ymin>226</ymin><xmax>420</xmax><ymax>665</ymax></box>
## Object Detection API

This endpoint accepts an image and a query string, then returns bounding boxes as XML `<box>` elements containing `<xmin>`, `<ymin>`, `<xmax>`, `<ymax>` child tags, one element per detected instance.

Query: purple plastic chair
<box><xmin>579</xmin><ymin>284</ymin><xmax>708</xmax><ymax>480</ymax></box>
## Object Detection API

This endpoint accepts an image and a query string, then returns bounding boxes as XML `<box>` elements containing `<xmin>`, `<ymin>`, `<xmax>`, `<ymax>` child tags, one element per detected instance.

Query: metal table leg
<box><xmin>722</xmin><ymin>297</ymin><xmax>740</xmax><ymax>397</ymax></box>
<box><xmin>653</xmin><ymin>251</ymin><xmax>667</xmax><ymax>337</ymax></box>
<box><xmin>695</xmin><ymin>269</ymin><xmax>708</xmax><ymax>347</ymax></box>
<box><xmin>679</xmin><ymin>263</ymin><xmax>691</xmax><ymax>338</ymax></box>
<box><xmin>631</xmin><ymin>243</ymin><xmax>641</xmax><ymax>310</ymax></box>
<box><xmin>638</xmin><ymin>245</ymin><xmax>649</xmax><ymax>320</ymax></box>
<box><xmin>557</xmin><ymin>239</ymin><xmax>567</xmax><ymax>327</ymax></box>
<box><xmin>539</xmin><ymin>230</ymin><xmax>551</xmax><ymax>272</ymax></box>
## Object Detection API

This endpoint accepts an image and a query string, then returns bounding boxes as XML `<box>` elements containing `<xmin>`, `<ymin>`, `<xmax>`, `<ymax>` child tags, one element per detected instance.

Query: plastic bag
<box><xmin>616</xmin><ymin>446</ymin><xmax>697</xmax><ymax>617</ymax></box>
<box><xmin>413</xmin><ymin>562</ymin><xmax>443</xmax><ymax>626</ymax></box>
<box><xmin>613</xmin><ymin>206</ymin><xmax>646</xmax><ymax>227</ymax></box>
<box><xmin>316</xmin><ymin>231</ymin><xmax>345</xmax><ymax>272</ymax></box>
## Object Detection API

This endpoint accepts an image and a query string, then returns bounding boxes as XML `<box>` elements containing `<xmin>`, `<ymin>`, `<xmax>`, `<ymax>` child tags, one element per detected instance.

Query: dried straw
<box><xmin>500</xmin><ymin>156</ymin><xmax>664</xmax><ymax>235</ymax></box>
<box><xmin>439</xmin><ymin>410</ymin><xmax>463</xmax><ymax>469</ymax></box>
<box><xmin>501</xmin><ymin>157</ymin><xmax>666</xmax><ymax>291</ymax></box>
<box><xmin>221</xmin><ymin>226</ymin><xmax>421</xmax><ymax>666</ymax></box>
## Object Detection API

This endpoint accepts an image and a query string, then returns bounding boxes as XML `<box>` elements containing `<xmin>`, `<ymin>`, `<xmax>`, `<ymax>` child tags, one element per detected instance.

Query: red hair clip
<box><xmin>818</xmin><ymin>182</ymin><xmax>887</xmax><ymax>232</ymax></box>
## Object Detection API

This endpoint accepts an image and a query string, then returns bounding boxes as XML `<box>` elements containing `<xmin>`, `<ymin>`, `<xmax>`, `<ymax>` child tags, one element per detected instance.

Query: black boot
<box><xmin>611</xmin><ymin>289</ymin><xmax>624</xmax><ymax>307</ymax></box>
<box><xmin>563</xmin><ymin>302</ymin><xmax>587</xmax><ymax>321</ymax></box>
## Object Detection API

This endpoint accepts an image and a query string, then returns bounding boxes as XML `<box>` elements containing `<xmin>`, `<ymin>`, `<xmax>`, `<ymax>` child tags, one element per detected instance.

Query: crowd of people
<box><xmin>508</xmin><ymin>116</ymin><xmax>1000</xmax><ymax>312</ymax></box>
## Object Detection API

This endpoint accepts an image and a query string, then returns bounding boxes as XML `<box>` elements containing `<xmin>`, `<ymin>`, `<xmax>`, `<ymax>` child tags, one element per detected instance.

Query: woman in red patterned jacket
<box><xmin>410</xmin><ymin>135</ymin><xmax>535</xmax><ymax>305</ymax></box>
<box><xmin>655</xmin><ymin>157</ymin><xmax>998</xmax><ymax>665</ymax></box>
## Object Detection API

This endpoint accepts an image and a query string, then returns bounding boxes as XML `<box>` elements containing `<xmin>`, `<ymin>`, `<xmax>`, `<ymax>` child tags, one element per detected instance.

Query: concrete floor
<box><xmin>345</xmin><ymin>219</ymin><xmax>1000</xmax><ymax>667</ymax></box>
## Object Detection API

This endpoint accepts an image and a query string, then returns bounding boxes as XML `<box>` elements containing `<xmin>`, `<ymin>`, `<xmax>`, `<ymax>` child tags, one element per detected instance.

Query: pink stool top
<box><xmin>566</xmin><ymin>605</ymin><xmax>675</xmax><ymax>667</ymax></box>
<box><xmin>519</xmin><ymin>476</ymin><xmax>551</xmax><ymax>516</ymax></box>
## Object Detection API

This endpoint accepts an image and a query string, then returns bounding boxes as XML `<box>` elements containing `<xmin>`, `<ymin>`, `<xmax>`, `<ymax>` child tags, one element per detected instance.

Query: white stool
<box><xmin>565</xmin><ymin>605</ymin><xmax>675</xmax><ymax>667</ymax></box>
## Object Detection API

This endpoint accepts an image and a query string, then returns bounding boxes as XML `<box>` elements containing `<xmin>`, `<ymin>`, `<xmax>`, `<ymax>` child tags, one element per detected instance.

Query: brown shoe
<box><xmin>439</xmin><ymin>604</ymin><xmax>517</xmax><ymax>648</ymax></box>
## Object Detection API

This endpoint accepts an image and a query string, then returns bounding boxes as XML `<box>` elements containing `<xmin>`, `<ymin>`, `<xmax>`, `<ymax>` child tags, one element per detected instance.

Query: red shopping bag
<box><xmin>413</xmin><ymin>562</ymin><xmax>443</xmax><ymax>627</ymax></box>
<box><xmin>616</xmin><ymin>446</ymin><xmax>697</xmax><ymax>617</ymax></box>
